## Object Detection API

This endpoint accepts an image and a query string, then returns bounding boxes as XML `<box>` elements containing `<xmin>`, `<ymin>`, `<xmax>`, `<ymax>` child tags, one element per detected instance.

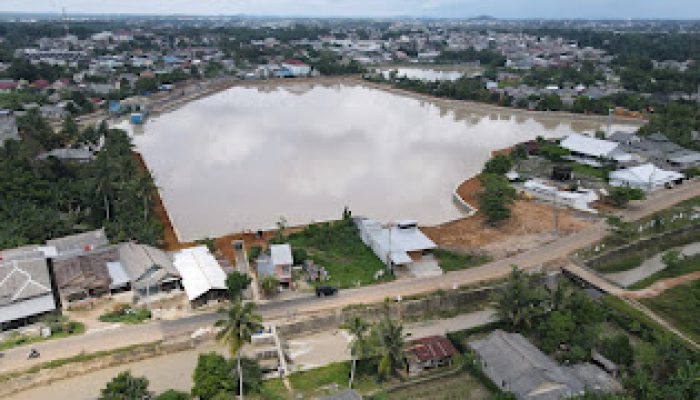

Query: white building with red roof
<box><xmin>281</xmin><ymin>59</ymin><xmax>311</xmax><ymax>76</ymax></box>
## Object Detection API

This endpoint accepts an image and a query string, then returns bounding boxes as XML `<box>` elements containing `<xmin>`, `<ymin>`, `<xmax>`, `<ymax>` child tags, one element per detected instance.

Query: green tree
<box><xmin>99</xmin><ymin>371</ymin><xmax>152</xmax><ymax>400</ymax></box>
<box><xmin>479</xmin><ymin>173</ymin><xmax>517</xmax><ymax>225</ymax></box>
<box><xmin>225</xmin><ymin>271</ymin><xmax>252</xmax><ymax>301</ymax></box>
<box><xmin>214</xmin><ymin>300</ymin><xmax>263</xmax><ymax>399</ymax></box>
<box><xmin>370</xmin><ymin>316</ymin><xmax>406</xmax><ymax>380</ymax></box>
<box><xmin>495</xmin><ymin>267</ymin><xmax>548</xmax><ymax>331</ymax></box>
<box><xmin>342</xmin><ymin>315</ymin><xmax>370</xmax><ymax>388</ymax></box>
<box><xmin>606</xmin><ymin>187</ymin><xmax>645</xmax><ymax>208</ymax></box>
<box><xmin>483</xmin><ymin>154</ymin><xmax>514</xmax><ymax>175</ymax></box>
<box><xmin>260</xmin><ymin>275</ymin><xmax>279</xmax><ymax>298</ymax></box>
<box><xmin>191</xmin><ymin>353</ymin><xmax>236</xmax><ymax>400</ymax></box>
<box><xmin>155</xmin><ymin>389</ymin><xmax>190</xmax><ymax>400</ymax></box>
<box><xmin>661</xmin><ymin>250</ymin><xmax>683</xmax><ymax>271</ymax></box>
<box><xmin>599</xmin><ymin>334</ymin><xmax>634</xmax><ymax>367</ymax></box>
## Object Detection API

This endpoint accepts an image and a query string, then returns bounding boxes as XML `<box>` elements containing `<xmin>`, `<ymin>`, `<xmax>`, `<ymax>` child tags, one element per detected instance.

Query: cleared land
<box><xmin>424</xmin><ymin>176</ymin><xmax>590</xmax><ymax>258</ymax></box>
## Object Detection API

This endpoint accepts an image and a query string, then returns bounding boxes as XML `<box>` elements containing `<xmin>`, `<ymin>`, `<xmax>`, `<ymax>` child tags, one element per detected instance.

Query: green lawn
<box><xmin>593</xmin><ymin>254</ymin><xmax>644</xmax><ymax>273</ymax></box>
<box><xmin>98</xmin><ymin>305</ymin><xmax>152</xmax><ymax>324</ymax></box>
<box><xmin>433</xmin><ymin>249</ymin><xmax>489</xmax><ymax>272</ymax></box>
<box><xmin>369</xmin><ymin>370</ymin><xmax>491</xmax><ymax>400</ymax></box>
<box><xmin>641</xmin><ymin>280</ymin><xmax>700</xmax><ymax>344</ymax></box>
<box><xmin>629</xmin><ymin>253</ymin><xmax>700</xmax><ymax>289</ymax></box>
<box><xmin>286</xmin><ymin>219</ymin><xmax>392</xmax><ymax>289</ymax></box>
<box><xmin>0</xmin><ymin>319</ymin><xmax>85</xmax><ymax>351</ymax></box>
<box><xmin>570</xmin><ymin>163</ymin><xmax>610</xmax><ymax>180</ymax></box>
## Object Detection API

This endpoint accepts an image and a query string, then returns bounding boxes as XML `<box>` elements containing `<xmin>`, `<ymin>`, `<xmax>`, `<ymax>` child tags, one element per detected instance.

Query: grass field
<box><xmin>629</xmin><ymin>253</ymin><xmax>700</xmax><ymax>289</ymax></box>
<box><xmin>370</xmin><ymin>370</ymin><xmax>491</xmax><ymax>400</ymax></box>
<box><xmin>641</xmin><ymin>280</ymin><xmax>700</xmax><ymax>344</ymax></box>
<box><xmin>286</xmin><ymin>219</ymin><xmax>392</xmax><ymax>288</ymax></box>
<box><xmin>433</xmin><ymin>249</ymin><xmax>490</xmax><ymax>272</ymax></box>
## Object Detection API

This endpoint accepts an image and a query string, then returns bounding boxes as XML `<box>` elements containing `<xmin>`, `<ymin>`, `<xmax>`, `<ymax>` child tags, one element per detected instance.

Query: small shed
<box><xmin>404</xmin><ymin>335</ymin><xmax>458</xmax><ymax>376</ymax></box>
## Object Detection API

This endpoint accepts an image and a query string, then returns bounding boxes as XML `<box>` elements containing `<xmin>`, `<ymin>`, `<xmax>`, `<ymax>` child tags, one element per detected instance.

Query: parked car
<box><xmin>315</xmin><ymin>285</ymin><xmax>338</xmax><ymax>297</ymax></box>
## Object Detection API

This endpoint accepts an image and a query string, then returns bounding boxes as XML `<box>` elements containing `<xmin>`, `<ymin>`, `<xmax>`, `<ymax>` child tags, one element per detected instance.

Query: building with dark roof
<box><xmin>469</xmin><ymin>330</ymin><xmax>621</xmax><ymax>400</ymax></box>
<box><xmin>0</xmin><ymin>254</ymin><xmax>58</xmax><ymax>331</ymax></box>
<box><xmin>404</xmin><ymin>335</ymin><xmax>458</xmax><ymax>376</ymax></box>
<box><xmin>52</xmin><ymin>245</ymin><xmax>120</xmax><ymax>303</ymax></box>
<box><xmin>118</xmin><ymin>242</ymin><xmax>181</xmax><ymax>300</ymax></box>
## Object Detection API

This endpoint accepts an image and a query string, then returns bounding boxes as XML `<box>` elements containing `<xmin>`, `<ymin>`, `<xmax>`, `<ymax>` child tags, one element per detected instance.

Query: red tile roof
<box><xmin>282</xmin><ymin>59</ymin><xmax>307</xmax><ymax>66</ymax></box>
<box><xmin>31</xmin><ymin>79</ymin><xmax>50</xmax><ymax>89</ymax></box>
<box><xmin>0</xmin><ymin>80</ymin><xmax>17</xmax><ymax>90</ymax></box>
<box><xmin>404</xmin><ymin>335</ymin><xmax>457</xmax><ymax>362</ymax></box>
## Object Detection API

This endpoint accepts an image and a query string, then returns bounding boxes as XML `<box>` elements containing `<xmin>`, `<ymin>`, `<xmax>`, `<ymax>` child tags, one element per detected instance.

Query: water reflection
<box><xmin>118</xmin><ymin>82</ymin><xmax>639</xmax><ymax>241</ymax></box>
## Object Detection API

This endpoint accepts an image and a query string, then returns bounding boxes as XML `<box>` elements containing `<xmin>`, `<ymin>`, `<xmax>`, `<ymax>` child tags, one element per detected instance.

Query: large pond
<box><xmin>118</xmin><ymin>82</ymin><xmax>638</xmax><ymax>242</ymax></box>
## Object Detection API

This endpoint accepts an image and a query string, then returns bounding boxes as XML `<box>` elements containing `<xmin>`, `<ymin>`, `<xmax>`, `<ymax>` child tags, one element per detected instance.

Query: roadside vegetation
<box><xmin>641</xmin><ymin>280</ymin><xmax>700</xmax><ymax>344</ymax></box>
<box><xmin>629</xmin><ymin>250</ymin><xmax>700</xmax><ymax>289</ymax></box>
<box><xmin>98</xmin><ymin>304</ymin><xmax>152</xmax><ymax>324</ymax></box>
<box><xmin>0</xmin><ymin>114</ymin><xmax>163</xmax><ymax>250</ymax></box>
<box><xmin>473</xmin><ymin>268</ymin><xmax>700</xmax><ymax>399</ymax></box>
<box><xmin>432</xmin><ymin>249</ymin><xmax>489</xmax><ymax>272</ymax></box>
<box><xmin>280</xmin><ymin>214</ymin><xmax>391</xmax><ymax>288</ymax></box>
<box><xmin>0</xmin><ymin>315</ymin><xmax>85</xmax><ymax>351</ymax></box>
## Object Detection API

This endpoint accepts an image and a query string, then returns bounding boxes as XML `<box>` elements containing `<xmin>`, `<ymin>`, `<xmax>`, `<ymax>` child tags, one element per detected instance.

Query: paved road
<box><xmin>3</xmin><ymin>181</ymin><xmax>700</xmax><ymax>375</ymax></box>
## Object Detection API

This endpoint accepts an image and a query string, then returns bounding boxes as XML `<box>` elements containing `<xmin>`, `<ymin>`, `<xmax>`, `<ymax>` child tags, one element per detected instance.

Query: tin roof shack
<box><xmin>0</xmin><ymin>254</ymin><xmax>58</xmax><ymax>331</ymax></box>
<box><xmin>469</xmin><ymin>330</ymin><xmax>621</xmax><ymax>400</ymax></box>
<box><xmin>52</xmin><ymin>245</ymin><xmax>120</xmax><ymax>304</ymax></box>
<box><xmin>404</xmin><ymin>335</ymin><xmax>458</xmax><ymax>376</ymax></box>
<box><xmin>172</xmin><ymin>246</ymin><xmax>227</xmax><ymax>308</ymax></box>
<box><xmin>118</xmin><ymin>242</ymin><xmax>181</xmax><ymax>301</ymax></box>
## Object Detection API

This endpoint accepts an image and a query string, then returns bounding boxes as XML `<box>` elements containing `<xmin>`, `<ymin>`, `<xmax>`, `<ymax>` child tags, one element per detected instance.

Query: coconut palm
<box><xmin>215</xmin><ymin>300</ymin><xmax>263</xmax><ymax>400</ymax></box>
<box><xmin>373</xmin><ymin>316</ymin><xmax>406</xmax><ymax>380</ymax></box>
<box><xmin>342</xmin><ymin>315</ymin><xmax>370</xmax><ymax>388</ymax></box>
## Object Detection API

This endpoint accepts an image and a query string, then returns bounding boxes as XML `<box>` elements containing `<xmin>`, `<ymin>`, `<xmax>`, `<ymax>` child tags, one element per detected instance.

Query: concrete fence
<box><xmin>277</xmin><ymin>286</ymin><xmax>495</xmax><ymax>338</ymax></box>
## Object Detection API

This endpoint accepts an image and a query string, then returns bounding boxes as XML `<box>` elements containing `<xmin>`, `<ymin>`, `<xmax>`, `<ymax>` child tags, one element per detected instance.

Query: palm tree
<box><xmin>373</xmin><ymin>316</ymin><xmax>405</xmax><ymax>380</ymax></box>
<box><xmin>215</xmin><ymin>300</ymin><xmax>263</xmax><ymax>400</ymax></box>
<box><xmin>342</xmin><ymin>315</ymin><xmax>370</xmax><ymax>388</ymax></box>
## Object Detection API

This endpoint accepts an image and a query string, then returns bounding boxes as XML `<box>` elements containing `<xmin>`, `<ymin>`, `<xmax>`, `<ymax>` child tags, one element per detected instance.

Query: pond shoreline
<box><xmin>133</xmin><ymin>75</ymin><xmax>640</xmax><ymax>250</ymax></box>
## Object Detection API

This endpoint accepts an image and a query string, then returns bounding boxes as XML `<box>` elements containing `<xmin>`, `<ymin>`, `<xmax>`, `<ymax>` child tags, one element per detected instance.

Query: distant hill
<box><xmin>469</xmin><ymin>15</ymin><xmax>498</xmax><ymax>21</ymax></box>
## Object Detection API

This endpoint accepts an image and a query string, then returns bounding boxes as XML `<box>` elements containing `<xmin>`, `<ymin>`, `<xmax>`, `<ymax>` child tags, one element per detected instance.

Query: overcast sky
<box><xmin>2</xmin><ymin>0</ymin><xmax>700</xmax><ymax>19</ymax></box>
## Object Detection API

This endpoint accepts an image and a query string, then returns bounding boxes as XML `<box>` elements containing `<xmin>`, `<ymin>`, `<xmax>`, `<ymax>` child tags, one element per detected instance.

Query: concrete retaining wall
<box><xmin>586</xmin><ymin>223</ymin><xmax>700</xmax><ymax>270</ymax></box>
<box><xmin>277</xmin><ymin>287</ymin><xmax>495</xmax><ymax>338</ymax></box>
<box><xmin>0</xmin><ymin>335</ymin><xmax>210</xmax><ymax>398</ymax></box>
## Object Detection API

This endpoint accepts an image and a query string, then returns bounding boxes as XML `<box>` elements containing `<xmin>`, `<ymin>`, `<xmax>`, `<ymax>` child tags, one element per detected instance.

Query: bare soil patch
<box><xmin>423</xmin><ymin>176</ymin><xmax>591</xmax><ymax>258</ymax></box>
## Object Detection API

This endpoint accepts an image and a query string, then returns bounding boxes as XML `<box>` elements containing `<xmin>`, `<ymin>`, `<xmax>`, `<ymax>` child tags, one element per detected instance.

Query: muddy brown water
<box><xmin>117</xmin><ymin>81</ymin><xmax>639</xmax><ymax>242</ymax></box>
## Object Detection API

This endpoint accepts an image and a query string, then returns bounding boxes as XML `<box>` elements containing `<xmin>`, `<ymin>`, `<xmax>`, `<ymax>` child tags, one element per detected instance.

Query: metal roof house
<box><xmin>256</xmin><ymin>244</ymin><xmax>294</xmax><ymax>285</ymax></box>
<box><xmin>469</xmin><ymin>330</ymin><xmax>621</xmax><ymax>400</ymax></box>
<box><xmin>356</xmin><ymin>218</ymin><xmax>438</xmax><ymax>275</ymax></box>
<box><xmin>45</xmin><ymin>228</ymin><xmax>110</xmax><ymax>257</ymax></box>
<box><xmin>404</xmin><ymin>335</ymin><xmax>458</xmax><ymax>376</ymax></box>
<box><xmin>560</xmin><ymin>134</ymin><xmax>632</xmax><ymax>167</ymax></box>
<box><xmin>52</xmin><ymin>245</ymin><xmax>121</xmax><ymax>304</ymax></box>
<box><xmin>172</xmin><ymin>246</ymin><xmax>227</xmax><ymax>308</ymax></box>
<box><xmin>609</xmin><ymin>163</ymin><xmax>685</xmax><ymax>192</ymax></box>
<box><xmin>0</xmin><ymin>254</ymin><xmax>58</xmax><ymax>331</ymax></box>
<box><xmin>118</xmin><ymin>242</ymin><xmax>181</xmax><ymax>301</ymax></box>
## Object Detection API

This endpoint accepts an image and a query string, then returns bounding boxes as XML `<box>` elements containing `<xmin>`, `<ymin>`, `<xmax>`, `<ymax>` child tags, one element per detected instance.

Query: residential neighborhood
<box><xmin>0</xmin><ymin>5</ymin><xmax>699</xmax><ymax>400</ymax></box>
